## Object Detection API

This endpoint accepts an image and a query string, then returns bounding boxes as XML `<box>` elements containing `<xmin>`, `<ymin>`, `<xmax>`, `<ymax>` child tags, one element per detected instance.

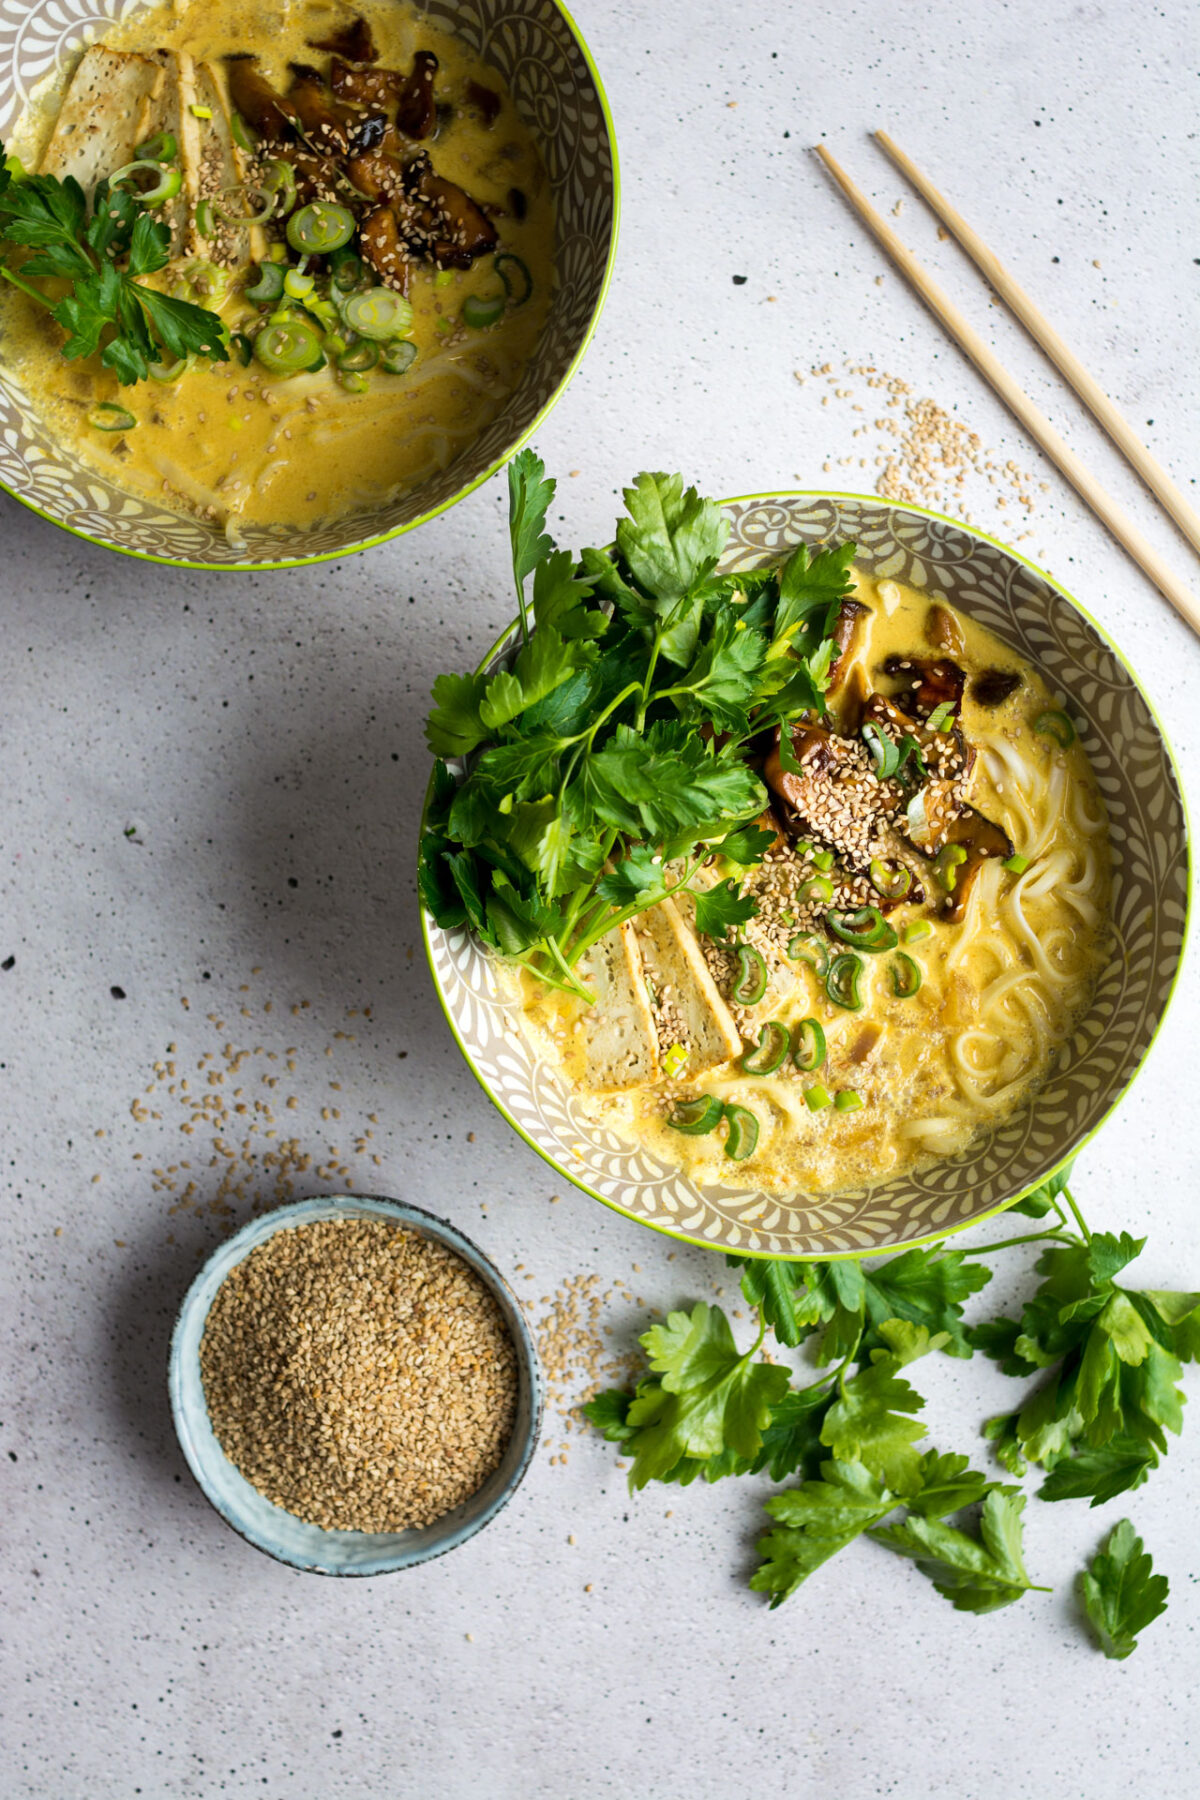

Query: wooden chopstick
<box><xmin>812</xmin><ymin>143</ymin><xmax>1200</xmax><ymax>639</ymax></box>
<box><xmin>874</xmin><ymin>129</ymin><xmax>1200</xmax><ymax>563</ymax></box>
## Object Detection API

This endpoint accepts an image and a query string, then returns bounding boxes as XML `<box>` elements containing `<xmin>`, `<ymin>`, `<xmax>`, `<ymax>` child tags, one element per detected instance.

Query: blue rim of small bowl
<box><xmin>168</xmin><ymin>1194</ymin><xmax>543</xmax><ymax>1574</ymax></box>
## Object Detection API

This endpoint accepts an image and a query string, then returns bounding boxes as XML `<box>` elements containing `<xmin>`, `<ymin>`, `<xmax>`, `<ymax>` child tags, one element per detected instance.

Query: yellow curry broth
<box><xmin>519</xmin><ymin>568</ymin><xmax>1112</xmax><ymax>1198</ymax></box>
<box><xmin>1</xmin><ymin>0</ymin><xmax>553</xmax><ymax>532</ymax></box>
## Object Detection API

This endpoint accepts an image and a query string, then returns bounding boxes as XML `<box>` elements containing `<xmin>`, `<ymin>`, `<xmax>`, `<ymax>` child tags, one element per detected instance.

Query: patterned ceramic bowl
<box><xmin>169</xmin><ymin>1194</ymin><xmax>543</xmax><ymax>1574</ymax></box>
<box><xmin>0</xmin><ymin>0</ymin><xmax>617</xmax><ymax>569</ymax></box>
<box><xmin>422</xmin><ymin>493</ymin><xmax>1191</xmax><ymax>1259</ymax></box>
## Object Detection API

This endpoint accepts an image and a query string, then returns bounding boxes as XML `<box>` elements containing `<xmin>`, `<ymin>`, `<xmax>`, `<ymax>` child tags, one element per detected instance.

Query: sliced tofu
<box><xmin>636</xmin><ymin>898</ymin><xmax>742</xmax><ymax>1076</ymax></box>
<box><xmin>178</xmin><ymin>57</ymin><xmax>264</xmax><ymax>266</ymax></box>
<box><xmin>576</xmin><ymin>924</ymin><xmax>660</xmax><ymax>1094</ymax></box>
<box><xmin>39</xmin><ymin>46</ymin><xmax>165</xmax><ymax>193</ymax></box>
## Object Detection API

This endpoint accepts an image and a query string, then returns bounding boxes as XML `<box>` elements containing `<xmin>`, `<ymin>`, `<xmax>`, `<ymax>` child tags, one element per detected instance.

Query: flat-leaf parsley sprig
<box><xmin>585</xmin><ymin>1161</ymin><xmax>1184</xmax><ymax>1653</ymax></box>
<box><xmin>420</xmin><ymin>454</ymin><xmax>854</xmax><ymax>998</ymax></box>
<box><xmin>0</xmin><ymin>140</ymin><xmax>227</xmax><ymax>384</ymax></box>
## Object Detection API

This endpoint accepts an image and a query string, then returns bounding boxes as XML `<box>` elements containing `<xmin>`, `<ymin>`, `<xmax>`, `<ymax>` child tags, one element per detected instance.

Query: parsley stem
<box><xmin>0</xmin><ymin>262</ymin><xmax>53</xmax><ymax>310</ymax></box>
<box><xmin>969</xmin><ymin>1228</ymin><xmax>1077</xmax><ymax>1254</ymax></box>
<box><xmin>541</xmin><ymin>935</ymin><xmax>594</xmax><ymax>1001</ymax></box>
<box><xmin>1060</xmin><ymin>1184</ymin><xmax>1092</xmax><ymax>1243</ymax></box>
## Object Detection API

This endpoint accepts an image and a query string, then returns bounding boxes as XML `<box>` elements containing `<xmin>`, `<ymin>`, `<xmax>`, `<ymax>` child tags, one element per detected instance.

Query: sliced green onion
<box><xmin>834</xmin><ymin>1089</ymin><xmax>864</xmax><ymax>1112</ymax></box>
<box><xmin>1034</xmin><ymin>707</ymin><xmax>1075</xmax><ymax>748</ymax></box>
<box><xmin>341</xmin><ymin>287</ymin><xmax>414</xmax><ymax>341</ymax></box>
<box><xmin>230</xmin><ymin>111</ymin><xmax>253</xmax><ymax>153</ymax></box>
<box><xmin>787</xmin><ymin>932</ymin><xmax>829</xmax><ymax>976</ymax></box>
<box><xmin>812</xmin><ymin>849</ymin><xmax>835</xmax><ymax>873</ymax></box>
<box><xmin>897</xmin><ymin>736</ymin><xmax>928</xmax><ymax>780</ymax></box>
<box><xmin>662</xmin><ymin>1042</ymin><xmax>688</xmax><ymax>1080</ymax></box>
<box><xmin>797</xmin><ymin>875</ymin><xmax>834</xmax><ymax>904</ymax></box>
<box><xmin>462</xmin><ymin>290</ymin><xmax>506</xmax><ymax>329</ymax></box>
<box><xmin>329</xmin><ymin>248</ymin><xmax>363</xmax><ymax>292</ymax></box>
<box><xmin>107</xmin><ymin>159</ymin><xmax>183</xmax><ymax>205</ymax></box>
<box><xmin>252</xmin><ymin>317</ymin><xmax>324</xmax><ymax>375</ymax></box>
<box><xmin>261</xmin><ymin>159</ymin><xmax>298</xmax><ymax>218</ymax></box>
<box><xmin>283</xmin><ymin>268</ymin><xmax>315</xmax><ymax>298</ymax></box>
<box><xmin>926</xmin><ymin>700</ymin><xmax>956</xmax><ymax>732</ymax></box>
<box><xmin>1003</xmin><ymin>852</ymin><xmax>1031</xmax><ymax>875</ymax></box>
<box><xmin>732</xmin><ymin>944</ymin><xmax>768</xmax><ymax>1006</ymax></box>
<box><xmin>933</xmin><ymin>843</ymin><xmax>968</xmax><ymax>893</ymax></box>
<box><xmin>889</xmin><ymin>951</ymin><xmax>922</xmax><ymax>998</ymax></box>
<box><xmin>825</xmin><ymin>952</ymin><xmax>865</xmax><ymax>1011</ymax></box>
<box><xmin>135</xmin><ymin>131</ymin><xmax>178</xmax><ymax>163</ymax></box>
<box><xmin>903</xmin><ymin>919</ymin><xmax>933</xmax><ymax>945</ymax></box>
<box><xmin>338</xmin><ymin>339</ymin><xmax>379</xmax><ymax>372</ymax></box>
<box><xmin>494</xmin><ymin>251</ymin><xmax>533</xmax><ymax>304</ymax></box>
<box><xmin>862</xmin><ymin>720</ymin><xmax>900</xmax><ymax>779</ymax></box>
<box><xmin>723</xmin><ymin>1103</ymin><xmax>760</xmax><ymax>1161</ymax></box>
<box><xmin>86</xmin><ymin>401</ymin><xmax>135</xmax><ymax>433</ymax></box>
<box><xmin>741</xmin><ymin>1020</ymin><xmax>790</xmax><ymax>1076</ymax></box>
<box><xmin>792</xmin><ymin>1017</ymin><xmax>826</xmax><ymax>1073</ymax></box>
<box><xmin>381</xmin><ymin>338</ymin><xmax>418</xmax><ymax>374</ymax></box>
<box><xmin>905</xmin><ymin>789</ymin><xmax>931</xmax><ymax>847</ymax></box>
<box><xmin>794</xmin><ymin>838</ymin><xmax>815</xmax><ymax>856</ymax></box>
<box><xmin>287</xmin><ymin>200</ymin><xmax>356</xmax><ymax>254</ymax></box>
<box><xmin>826</xmin><ymin>905</ymin><xmax>899</xmax><ymax>953</ymax></box>
<box><xmin>148</xmin><ymin>356</ymin><xmax>189</xmax><ymax>383</ymax></box>
<box><xmin>804</xmin><ymin>1084</ymin><xmax>832</xmax><ymax>1112</ymax></box>
<box><xmin>267</xmin><ymin>242</ymin><xmax>289</xmax><ymax>264</ymax></box>
<box><xmin>190</xmin><ymin>103</ymin><xmax>213</xmax><ymax>120</ymax></box>
<box><xmin>667</xmin><ymin>1094</ymin><xmax>723</xmax><ymax>1135</ymax></box>
<box><xmin>245</xmin><ymin>262</ymin><xmax>285</xmax><ymax>303</ymax></box>
<box><xmin>194</xmin><ymin>197</ymin><xmax>217</xmax><ymax>238</ymax></box>
<box><xmin>339</xmin><ymin>369</ymin><xmax>370</xmax><ymax>393</ymax></box>
<box><xmin>435</xmin><ymin>268</ymin><xmax>456</xmax><ymax>288</ymax></box>
<box><xmin>182</xmin><ymin>259</ymin><xmax>230</xmax><ymax>303</ymax></box>
<box><xmin>214</xmin><ymin>185</ymin><xmax>276</xmax><ymax>226</ymax></box>
<box><xmin>230</xmin><ymin>331</ymin><xmax>254</xmax><ymax>367</ymax></box>
<box><xmin>869</xmin><ymin>859</ymin><xmax>912</xmax><ymax>900</ymax></box>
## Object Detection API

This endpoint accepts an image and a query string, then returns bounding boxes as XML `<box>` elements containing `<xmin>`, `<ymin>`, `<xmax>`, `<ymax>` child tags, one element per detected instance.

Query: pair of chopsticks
<box><xmin>814</xmin><ymin>134</ymin><xmax>1200</xmax><ymax>639</ymax></box>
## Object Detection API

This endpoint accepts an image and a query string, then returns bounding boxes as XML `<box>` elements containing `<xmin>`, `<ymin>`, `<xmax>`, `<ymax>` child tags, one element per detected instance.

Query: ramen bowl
<box><xmin>169</xmin><ymin>1194</ymin><xmax>543</xmax><ymax>1574</ymax></box>
<box><xmin>421</xmin><ymin>493</ymin><xmax>1190</xmax><ymax>1259</ymax></box>
<box><xmin>0</xmin><ymin>0</ymin><xmax>617</xmax><ymax>570</ymax></box>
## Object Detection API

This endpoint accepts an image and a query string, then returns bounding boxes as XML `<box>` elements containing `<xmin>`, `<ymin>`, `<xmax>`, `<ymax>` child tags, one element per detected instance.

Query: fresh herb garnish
<box><xmin>420</xmin><ymin>457</ymin><xmax>852</xmax><ymax>997</ymax></box>
<box><xmin>0</xmin><ymin>140</ymin><xmax>227</xmax><ymax>385</ymax></box>
<box><xmin>584</xmin><ymin>1163</ymin><xmax>1190</xmax><ymax>1655</ymax></box>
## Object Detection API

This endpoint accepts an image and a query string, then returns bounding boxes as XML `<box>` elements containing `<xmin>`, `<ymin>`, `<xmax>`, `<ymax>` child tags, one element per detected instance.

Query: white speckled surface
<box><xmin>2</xmin><ymin>1</ymin><xmax>1198</xmax><ymax>1794</ymax></box>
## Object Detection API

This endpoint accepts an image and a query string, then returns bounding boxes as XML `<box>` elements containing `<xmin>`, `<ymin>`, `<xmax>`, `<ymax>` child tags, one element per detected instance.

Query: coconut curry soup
<box><xmin>516</xmin><ymin>569</ymin><xmax>1111</xmax><ymax>1197</ymax></box>
<box><xmin>0</xmin><ymin>0</ymin><xmax>553</xmax><ymax>542</ymax></box>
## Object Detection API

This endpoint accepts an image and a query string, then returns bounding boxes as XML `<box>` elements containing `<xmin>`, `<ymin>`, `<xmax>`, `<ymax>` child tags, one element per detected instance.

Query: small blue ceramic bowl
<box><xmin>168</xmin><ymin>1194</ymin><xmax>543</xmax><ymax>1575</ymax></box>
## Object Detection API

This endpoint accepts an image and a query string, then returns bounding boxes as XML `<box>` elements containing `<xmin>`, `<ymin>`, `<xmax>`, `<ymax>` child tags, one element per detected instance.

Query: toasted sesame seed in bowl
<box><xmin>169</xmin><ymin>1195</ymin><xmax>542</xmax><ymax>1574</ymax></box>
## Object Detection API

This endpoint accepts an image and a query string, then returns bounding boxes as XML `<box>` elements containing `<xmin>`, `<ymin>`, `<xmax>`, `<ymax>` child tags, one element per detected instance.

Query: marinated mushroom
<box><xmin>285</xmin><ymin>63</ymin><xmax>350</xmax><ymax>155</ymax></box>
<box><xmin>226</xmin><ymin>54</ymin><xmax>302</xmax><ymax>141</ymax></box>
<box><xmin>395</xmin><ymin>50</ymin><xmax>439</xmax><ymax>139</ymax></box>
<box><xmin>973</xmin><ymin>667</ymin><xmax>1023</xmax><ymax>707</ymax></box>
<box><xmin>306</xmin><ymin>16</ymin><xmax>378</xmax><ymax>61</ymax></box>
<box><xmin>359</xmin><ymin>205</ymin><xmax>413</xmax><ymax>293</ymax></box>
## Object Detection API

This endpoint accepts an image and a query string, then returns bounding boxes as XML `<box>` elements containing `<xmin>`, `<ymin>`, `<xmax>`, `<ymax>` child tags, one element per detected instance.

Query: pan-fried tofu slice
<box><xmin>576</xmin><ymin>923</ymin><xmax>660</xmax><ymax>1093</ymax></box>
<box><xmin>635</xmin><ymin>898</ymin><xmax>742</xmax><ymax>1077</ymax></box>
<box><xmin>40</xmin><ymin>46</ymin><xmax>164</xmax><ymax>193</ymax></box>
<box><xmin>178</xmin><ymin>57</ymin><xmax>264</xmax><ymax>265</ymax></box>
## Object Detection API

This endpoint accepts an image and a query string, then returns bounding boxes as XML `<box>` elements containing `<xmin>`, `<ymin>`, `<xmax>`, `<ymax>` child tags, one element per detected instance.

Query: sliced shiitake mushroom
<box><xmin>286</xmin><ymin>63</ymin><xmax>350</xmax><ymax>155</ymax></box>
<box><xmin>359</xmin><ymin>205</ymin><xmax>413</xmax><ymax>294</ymax></box>
<box><xmin>306</xmin><ymin>16</ymin><xmax>378</xmax><ymax>62</ymax></box>
<box><xmin>395</xmin><ymin>50</ymin><xmax>439</xmax><ymax>139</ymax></box>
<box><xmin>226</xmin><ymin>55</ymin><xmax>301</xmax><ymax>141</ymax></box>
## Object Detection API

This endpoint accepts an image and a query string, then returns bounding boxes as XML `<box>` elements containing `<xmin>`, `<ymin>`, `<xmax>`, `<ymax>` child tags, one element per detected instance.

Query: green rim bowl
<box><xmin>0</xmin><ymin>0</ymin><xmax>618</xmax><ymax>570</ymax></box>
<box><xmin>169</xmin><ymin>1194</ymin><xmax>544</xmax><ymax>1574</ymax></box>
<box><xmin>421</xmin><ymin>492</ymin><xmax>1191</xmax><ymax>1260</ymax></box>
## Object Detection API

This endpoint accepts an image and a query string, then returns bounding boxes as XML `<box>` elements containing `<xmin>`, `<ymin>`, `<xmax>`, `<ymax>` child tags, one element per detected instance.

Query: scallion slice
<box><xmin>252</xmin><ymin>317</ymin><xmax>324</xmax><ymax>375</ymax></box>
<box><xmin>381</xmin><ymin>338</ymin><xmax>418</xmax><ymax>374</ymax></box>
<box><xmin>862</xmin><ymin>720</ymin><xmax>900</xmax><ymax>779</ymax></box>
<box><xmin>834</xmin><ymin>1089</ymin><xmax>864</xmax><ymax>1112</ymax></box>
<box><xmin>804</xmin><ymin>1084</ymin><xmax>832</xmax><ymax>1112</ymax></box>
<box><xmin>1034</xmin><ymin>708</ymin><xmax>1075</xmax><ymax>748</ymax></box>
<box><xmin>826</xmin><ymin>905</ymin><xmax>899</xmax><ymax>953</ymax></box>
<box><xmin>230</xmin><ymin>111</ymin><xmax>253</xmax><ymax>153</ymax></box>
<box><xmin>462</xmin><ymin>290</ymin><xmax>506</xmax><ymax>329</ymax></box>
<box><xmin>338</xmin><ymin>339</ymin><xmax>379</xmax><ymax>372</ymax></box>
<box><xmin>722</xmin><ymin>1103</ymin><xmax>760</xmax><ymax>1161</ymax></box>
<box><xmin>889</xmin><ymin>951</ymin><xmax>922</xmax><ymax>998</ymax></box>
<box><xmin>245</xmin><ymin>262</ymin><xmax>285</xmax><ymax>303</ymax></box>
<box><xmin>287</xmin><ymin>200</ymin><xmax>355</xmax><ymax>254</ymax></box>
<box><xmin>812</xmin><ymin>849</ymin><xmax>835</xmax><ymax>873</ymax></box>
<box><xmin>135</xmin><ymin>131</ymin><xmax>178</xmax><ymax>163</ymax></box>
<box><xmin>107</xmin><ymin>159</ymin><xmax>182</xmax><ymax>205</ymax></box>
<box><xmin>342</xmin><ymin>287</ymin><xmax>414</xmax><ymax>342</ymax></box>
<box><xmin>933</xmin><ymin>844</ymin><xmax>968</xmax><ymax>893</ymax></box>
<box><xmin>741</xmin><ymin>1020</ymin><xmax>790</xmax><ymax>1075</ymax></box>
<box><xmin>494</xmin><ymin>251</ymin><xmax>533</xmax><ymax>304</ymax></box>
<box><xmin>1003</xmin><ymin>852</ymin><xmax>1031</xmax><ymax>874</ymax></box>
<box><xmin>148</xmin><ymin>356</ymin><xmax>189</xmax><ymax>383</ymax></box>
<box><xmin>926</xmin><ymin>700</ymin><xmax>956</xmax><ymax>732</ymax></box>
<box><xmin>732</xmin><ymin>944</ymin><xmax>768</xmax><ymax>1005</ymax></box>
<box><xmin>792</xmin><ymin>1017</ymin><xmax>826</xmax><ymax>1073</ymax></box>
<box><xmin>903</xmin><ymin>919</ymin><xmax>932</xmax><ymax>945</ymax></box>
<box><xmin>662</xmin><ymin>1042</ymin><xmax>688</xmax><ymax>1080</ymax></box>
<box><xmin>787</xmin><ymin>932</ymin><xmax>829</xmax><ymax>976</ymax></box>
<box><xmin>230</xmin><ymin>331</ymin><xmax>254</xmax><ymax>368</ymax></box>
<box><xmin>869</xmin><ymin>858</ymin><xmax>912</xmax><ymax>899</ymax></box>
<box><xmin>825</xmin><ymin>952</ymin><xmax>865</xmax><ymax>1011</ymax></box>
<box><xmin>667</xmin><ymin>1094</ymin><xmax>724</xmax><ymax>1135</ymax></box>
<box><xmin>86</xmin><ymin>401</ymin><xmax>135</xmax><ymax>432</ymax></box>
<box><xmin>797</xmin><ymin>875</ymin><xmax>834</xmax><ymax>904</ymax></box>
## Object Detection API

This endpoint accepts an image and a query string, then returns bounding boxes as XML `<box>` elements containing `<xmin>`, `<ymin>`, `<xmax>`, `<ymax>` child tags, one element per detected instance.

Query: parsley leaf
<box><xmin>1079</xmin><ymin>1519</ymin><xmax>1169</xmax><ymax>1659</ymax></box>
<box><xmin>752</xmin><ymin>1460</ymin><xmax>895</xmax><ymax>1607</ymax></box>
<box><xmin>773</xmin><ymin>540</ymin><xmax>856</xmax><ymax>643</ymax></box>
<box><xmin>1038</xmin><ymin>1437</ymin><xmax>1158</xmax><ymax>1506</ymax></box>
<box><xmin>507</xmin><ymin>449</ymin><xmax>555</xmax><ymax>641</ymax></box>
<box><xmin>870</xmin><ymin>1490</ymin><xmax>1043</xmax><ymax>1614</ymax></box>
<box><xmin>819</xmin><ymin>1321</ymin><xmax>944</xmax><ymax>1495</ymax></box>
<box><xmin>691</xmin><ymin>876</ymin><xmax>757</xmax><ymax>941</ymax></box>
<box><xmin>615</xmin><ymin>471</ymin><xmax>728</xmax><ymax>604</ymax></box>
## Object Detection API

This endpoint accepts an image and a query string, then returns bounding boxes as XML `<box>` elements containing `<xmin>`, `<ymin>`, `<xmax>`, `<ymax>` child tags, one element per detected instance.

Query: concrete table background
<box><xmin>2</xmin><ymin>0</ymin><xmax>1197</xmax><ymax>1793</ymax></box>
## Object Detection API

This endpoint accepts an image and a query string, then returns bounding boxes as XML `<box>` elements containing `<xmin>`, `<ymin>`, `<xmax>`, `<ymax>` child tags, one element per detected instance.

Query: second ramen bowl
<box><xmin>0</xmin><ymin>0</ymin><xmax>617</xmax><ymax>569</ymax></box>
<box><xmin>422</xmin><ymin>493</ymin><xmax>1190</xmax><ymax>1259</ymax></box>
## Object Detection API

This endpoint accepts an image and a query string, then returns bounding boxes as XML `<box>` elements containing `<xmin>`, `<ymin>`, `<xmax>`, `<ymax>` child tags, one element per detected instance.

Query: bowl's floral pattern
<box><xmin>0</xmin><ymin>0</ymin><xmax>617</xmax><ymax>567</ymax></box>
<box><xmin>423</xmin><ymin>497</ymin><xmax>1190</xmax><ymax>1258</ymax></box>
